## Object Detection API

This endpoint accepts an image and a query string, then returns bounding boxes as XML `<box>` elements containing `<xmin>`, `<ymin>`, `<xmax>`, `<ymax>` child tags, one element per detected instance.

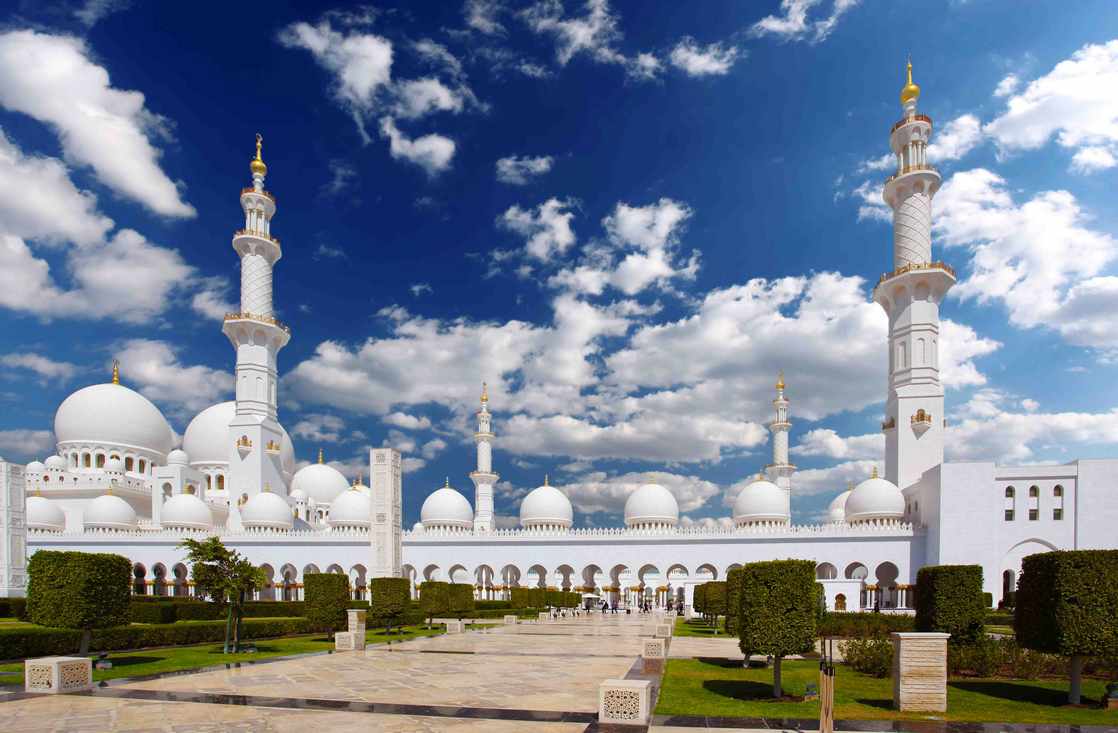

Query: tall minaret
<box><xmin>876</xmin><ymin>61</ymin><xmax>955</xmax><ymax>490</ymax></box>
<box><xmin>223</xmin><ymin>134</ymin><xmax>291</xmax><ymax>501</ymax></box>
<box><xmin>469</xmin><ymin>383</ymin><xmax>498</xmax><ymax>533</ymax></box>
<box><xmin>765</xmin><ymin>372</ymin><xmax>794</xmax><ymax>516</ymax></box>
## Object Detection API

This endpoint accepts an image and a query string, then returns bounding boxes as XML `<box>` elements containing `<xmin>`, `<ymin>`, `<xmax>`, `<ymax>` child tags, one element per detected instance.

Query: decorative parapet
<box><xmin>890</xmin><ymin>113</ymin><xmax>933</xmax><ymax>134</ymax></box>
<box><xmin>882</xmin><ymin>416</ymin><xmax>896</xmax><ymax>431</ymax></box>
<box><xmin>223</xmin><ymin>311</ymin><xmax>290</xmax><ymax>334</ymax></box>
<box><xmin>240</xmin><ymin>187</ymin><xmax>276</xmax><ymax>202</ymax></box>
<box><xmin>884</xmin><ymin>163</ymin><xmax>938</xmax><ymax>184</ymax></box>
<box><xmin>233</xmin><ymin>229</ymin><xmax>280</xmax><ymax>247</ymax></box>
<box><xmin>875</xmin><ymin>261</ymin><xmax>955</xmax><ymax>288</ymax></box>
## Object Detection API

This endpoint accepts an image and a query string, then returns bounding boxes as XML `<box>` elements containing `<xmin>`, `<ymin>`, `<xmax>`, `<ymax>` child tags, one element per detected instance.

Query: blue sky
<box><xmin>2</xmin><ymin>0</ymin><xmax>1117</xmax><ymax>527</ymax></box>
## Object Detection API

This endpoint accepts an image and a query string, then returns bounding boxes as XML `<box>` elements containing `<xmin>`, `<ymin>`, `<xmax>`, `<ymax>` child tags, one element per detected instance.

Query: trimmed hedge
<box><xmin>725</xmin><ymin>568</ymin><xmax>743</xmax><ymax>635</ymax></box>
<box><xmin>698</xmin><ymin>581</ymin><xmax>727</xmax><ymax>627</ymax></box>
<box><xmin>129</xmin><ymin>600</ymin><xmax>310</xmax><ymax>624</ymax></box>
<box><xmin>1016</xmin><ymin>550</ymin><xmax>1118</xmax><ymax>658</ymax></box>
<box><xmin>27</xmin><ymin>550</ymin><xmax>131</xmax><ymax>630</ymax></box>
<box><xmin>419</xmin><ymin>581</ymin><xmax>451</xmax><ymax>624</ymax></box>
<box><xmin>738</xmin><ymin>560</ymin><xmax>818</xmax><ymax>698</ymax></box>
<box><xmin>693</xmin><ymin>584</ymin><xmax>707</xmax><ymax>615</ymax></box>
<box><xmin>818</xmin><ymin>611</ymin><xmax>915</xmax><ymax>637</ymax></box>
<box><xmin>0</xmin><ymin>617</ymin><xmax>311</xmax><ymax>661</ymax></box>
<box><xmin>449</xmin><ymin>583</ymin><xmax>475</xmax><ymax>619</ymax></box>
<box><xmin>0</xmin><ymin>597</ymin><xmax>27</xmax><ymax>620</ymax></box>
<box><xmin>915</xmin><ymin>565</ymin><xmax>986</xmax><ymax>644</ymax></box>
<box><xmin>475</xmin><ymin>600</ymin><xmax>512</xmax><ymax>610</ymax></box>
<box><xmin>509</xmin><ymin>588</ymin><xmax>580</xmax><ymax>609</ymax></box>
<box><xmin>369</xmin><ymin>578</ymin><xmax>410</xmax><ymax>630</ymax></box>
<box><xmin>304</xmin><ymin>574</ymin><xmax>351</xmax><ymax>631</ymax></box>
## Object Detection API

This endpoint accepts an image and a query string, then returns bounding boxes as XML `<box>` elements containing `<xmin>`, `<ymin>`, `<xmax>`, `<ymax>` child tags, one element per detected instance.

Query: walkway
<box><xmin>0</xmin><ymin>613</ymin><xmax>677</xmax><ymax>732</ymax></box>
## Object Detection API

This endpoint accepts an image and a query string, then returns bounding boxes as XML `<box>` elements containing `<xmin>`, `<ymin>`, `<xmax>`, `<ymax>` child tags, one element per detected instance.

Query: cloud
<box><xmin>421</xmin><ymin>438</ymin><xmax>447</xmax><ymax>459</ymax></box>
<box><xmin>669</xmin><ymin>38</ymin><xmax>740</xmax><ymax>77</ymax></box>
<box><xmin>0</xmin><ymin>429</ymin><xmax>56</xmax><ymax>462</ymax></box>
<box><xmin>465</xmin><ymin>0</ymin><xmax>507</xmax><ymax>35</ymax></box>
<box><xmin>750</xmin><ymin>0</ymin><xmax>860</xmax><ymax>44</ymax></box>
<box><xmin>0</xmin><ymin>353</ymin><xmax>80</xmax><ymax>383</ymax></box>
<box><xmin>410</xmin><ymin>282</ymin><xmax>433</xmax><ymax>297</ymax></box>
<box><xmin>314</xmin><ymin>243</ymin><xmax>347</xmax><ymax>260</ymax></box>
<box><xmin>993</xmin><ymin>73</ymin><xmax>1019</xmax><ymax>98</ymax></box>
<box><xmin>856</xmin><ymin>114</ymin><xmax>983</xmax><ymax>174</ymax></box>
<box><xmin>73</xmin><ymin>0</ymin><xmax>132</xmax><ymax>27</ymax></box>
<box><xmin>794</xmin><ymin>429</ymin><xmax>883</xmax><ymax>460</ymax></box>
<box><xmin>496</xmin><ymin>155</ymin><xmax>554</xmax><ymax>185</ymax></box>
<box><xmin>190</xmin><ymin>277</ymin><xmax>235</xmax><ymax>321</ymax></box>
<box><xmin>322</xmin><ymin>160</ymin><xmax>358</xmax><ymax>196</ymax></box>
<box><xmin>791</xmin><ymin>459</ymin><xmax>879</xmax><ymax>497</ymax></box>
<box><xmin>521</xmin><ymin>0</ymin><xmax>660</xmax><ymax>80</ymax></box>
<box><xmin>113</xmin><ymin>339</ymin><xmax>233</xmax><ymax>415</ymax></box>
<box><xmin>379</xmin><ymin>117</ymin><xmax>456</xmax><ymax>176</ymax></box>
<box><xmin>291</xmin><ymin>414</ymin><xmax>346</xmax><ymax>443</ymax></box>
<box><xmin>984</xmin><ymin>39</ymin><xmax>1118</xmax><ymax>173</ymax></box>
<box><xmin>499</xmin><ymin>197</ymin><xmax>577</xmax><ymax>261</ymax></box>
<box><xmin>393</xmin><ymin>78</ymin><xmax>466</xmax><ymax>119</ymax></box>
<box><xmin>384</xmin><ymin>412</ymin><xmax>433</xmax><ymax>430</ymax></box>
<box><xmin>1069</xmin><ymin>145</ymin><xmax>1116</xmax><ymax>174</ymax></box>
<box><xmin>559</xmin><ymin>470</ymin><xmax>720</xmax><ymax>517</ymax></box>
<box><xmin>0</xmin><ymin>30</ymin><xmax>195</xmax><ymax>218</ymax></box>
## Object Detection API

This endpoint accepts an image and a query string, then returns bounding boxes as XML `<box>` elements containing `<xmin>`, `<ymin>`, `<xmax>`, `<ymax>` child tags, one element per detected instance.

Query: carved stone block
<box><xmin>503</xmin><ymin>614</ymin><xmax>518</xmax><ymax>625</ymax></box>
<box><xmin>539</xmin><ymin>612</ymin><xmax>550</xmax><ymax>622</ymax></box>
<box><xmin>655</xmin><ymin>623</ymin><xmax>672</xmax><ymax>638</ymax></box>
<box><xmin>598</xmin><ymin>678</ymin><xmax>652</xmax><ymax>725</ymax></box>
<box><xmin>891</xmin><ymin>632</ymin><xmax>949</xmax><ymax>712</ymax></box>
<box><xmin>24</xmin><ymin>656</ymin><xmax>92</xmax><ymax>694</ymax></box>
<box><xmin>347</xmin><ymin>609</ymin><xmax>367</xmax><ymax>634</ymax></box>
<box><xmin>446</xmin><ymin>619</ymin><xmax>464</xmax><ymax>633</ymax></box>
<box><xmin>334</xmin><ymin>631</ymin><xmax>366</xmax><ymax>651</ymax></box>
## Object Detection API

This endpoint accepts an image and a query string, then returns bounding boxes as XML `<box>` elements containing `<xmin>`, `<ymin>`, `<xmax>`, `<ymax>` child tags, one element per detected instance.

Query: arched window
<box><xmin>162</xmin><ymin>483</ymin><xmax>172</xmax><ymax>498</ymax></box>
<box><xmin>1005</xmin><ymin>486</ymin><xmax>1014</xmax><ymax>498</ymax></box>
<box><xmin>1028</xmin><ymin>486</ymin><xmax>1039</xmax><ymax>498</ymax></box>
<box><xmin>139</xmin><ymin>459</ymin><xmax>146</xmax><ymax>473</ymax></box>
<box><xmin>125</xmin><ymin>457</ymin><xmax>134</xmax><ymax>472</ymax></box>
<box><xmin>206</xmin><ymin>475</ymin><xmax>212</xmax><ymax>491</ymax></box>
<box><xmin>1053</xmin><ymin>484</ymin><xmax>1064</xmax><ymax>521</ymax></box>
<box><xmin>1004</xmin><ymin>485</ymin><xmax>1016</xmax><ymax>521</ymax></box>
<box><xmin>96</xmin><ymin>454</ymin><xmax>105</xmax><ymax>468</ymax></box>
<box><xmin>217</xmin><ymin>474</ymin><xmax>225</xmax><ymax>491</ymax></box>
<box><xmin>83</xmin><ymin>453</ymin><xmax>91</xmax><ymax>468</ymax></box>
<box><xmin>1028</xmin><ymin>485</ymin><xmax>1040</xmax><ymax>521</ymax></box>
<box><xmin>1053</xmin><ymin>485</ymin><xmax>1063</xmax><ymax>497</ymax></box>
<box><xmin>834</xmin><ymin>593</ymin><xmax>847</xmax><ymax>612</ymax></box>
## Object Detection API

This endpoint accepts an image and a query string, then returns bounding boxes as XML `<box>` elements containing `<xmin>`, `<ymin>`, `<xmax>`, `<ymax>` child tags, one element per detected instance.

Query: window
<box><xmin>1005</xmin><ymin>509</ymin><xmax>1015</xmax><ymax>521</ymax></box>
<box><xmin>1029</xmin><ymin>509</ymin><xmax>1038</xmax><ymax>521</ymax></box>
<box><xmin>139</xmin><ymin>459</ymin><xmax>146</xmax><ymax>473</ymax></box>
<box><xmin>96</xmin><ymin>454</ymin><xmax>105</xmax><ymax>468</ymax></box>
<box><xmin>1053</xmin><ymin>485</ymin><xmax>1063</xmax><ymax>498</ymax></box>
<box><xmin>1005</xmin><ymin>486</ymin><xmax>1015</xmax><ymax>498</ymax></box>
<box><xmin>125</xmin><ymin>457</ymin><xmax>134</xmax><ymax>472</ymax></box>
<box><xmin>1028</xmin><ymin>486</ymin><xmax>1039</xmax><ymax>498</ymax></box>
<box><xmin>1053</xmin><ymin>508</ymin><xmax>1063</xmax><ymax>521</ymax></box>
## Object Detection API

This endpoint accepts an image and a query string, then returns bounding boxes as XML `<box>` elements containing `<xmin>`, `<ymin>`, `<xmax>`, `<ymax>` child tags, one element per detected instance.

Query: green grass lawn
<box><xmin>674</xmin><ymin>617</ymin><xmax>729</xmax><ymax>638</ymax></box>
<box><xmin>0</xmin><ymin>624</ymin><xmax>446</xmax><ymax>687</ymax></box>
<box><xmin>986</xmin><ymin>625</ymin><xmax>1015</xmax><ymax>636</ymax></box>
<box><xmin>657</xmin><ymin>658</ymin><xmax>1114</xmax><ymax>725</ymax></box>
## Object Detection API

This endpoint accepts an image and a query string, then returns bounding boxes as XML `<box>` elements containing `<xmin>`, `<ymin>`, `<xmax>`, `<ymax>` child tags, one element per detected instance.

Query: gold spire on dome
<box><xmin>263</xmin><ymin>483</ymin><xmax>271</xmax><ymax>493</ymax></box>
<box><xmin>481</xmin><ymin>382</ymin><xmax>489</xmax><ymax>404</ymax></box>
<box><xmin>444</xmin><ymin>476</ymin><xmax>450</xmax><ymax>488</ymax></box>
<box><xmin>544</xmin><ymin>473</ymin><xmax>549</xmax><ymax>486</ymax></box>
<box><xmin>317</xmin><ymin>448</ymin><xmax>324</xmax><ymax>464</ymax></box>
<box><xmin>250</xmin><ymin>133</ymin><xmax>267</xmax><ymax>177</ymax></box>
<box><xmin>871</xmin><ymin>465</ymin><xmax>879</xmax><ymax>479</ymax></box>
<box><xmin>111</xmin><ymin>360</ymin><xmax>120</xmax><ymax>385</ymax></box>
<box><xmin>900</xmin><ymin>58</ymin><xmax>920</xmax><ymax>107</ymax></box>
<box><xmin>776</xmin><ymin>371</ymin><xmax>785</xmax><ymax>391</ymax></box>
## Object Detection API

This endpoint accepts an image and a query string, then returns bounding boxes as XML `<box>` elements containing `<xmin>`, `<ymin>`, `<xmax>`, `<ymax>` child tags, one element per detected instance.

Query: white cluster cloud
<box><xmin>984</xmin><ymin>39</ymin><xmax>1118</xmax><ymax>174</ymax></box>
<box><xmin>0</xmin><ymin>353</ymin><xmax>80</xmax><ymax>383</ymax></box>
<box><xmin>669</xmin><ymin>38</ymin><xmax>740</xmax><ymax>77</ymax></box>
<box><xmin>520</xmin><ymin>0</ymin><xmax>660</xmax><ymax>80</ymax></box>
<box><xmin>291</xmin><ymin>414</ymin><xmax>346</xmax><ymax>443</ymax></box>
<box><xmin>496</xmin><ymin>155</ymin><xmax>554</xmax><ymax>185</ymax></box>
<box><xmin>380</xmin><ymin>117</ymin><xmax>456</xmax><ymax>176</ymax></box>
<box><xmin>794</xmin><ymin>428</ymin><xmax>883</xmax><ymax>460</ymax></box>
<box><xmin>465</xmin><ymin>0</ymin><xmax>507</xmax><ymax>36</ymax></box>
<box><xmin>0</xmin><ymin>429</ymin><xmax>56</xmax><ymax>462</ymax></box>
<box><xmin>0</xmin><ymin>31</ymin><xmax>194</xmax><ymax>218</ymax></box>
<box><xmin>560</xmin><ymin>470</ymin><xmax>720</xmax><ymax>516</ymax></box>
<box><xmin>750</xmin><ymin>0</ymin><xmax>860</xmax><ymax>44</ymax></box>
<box><xmin>384</xmin><ymin>412</ymin><xmax>433</xmax><ymax>431</ymax></box>
<box><xmin>858</xmin><ymin>114</ymin><xmax>984</xmax><ymax>173</ymax></box>
<box><xmin>499</xmin><ymin>197</ymin><xmax>577</xmax><ymax>261</ymax></box>
<box><xmin>113</xmin><ymin>339</ymin><xmax>233</xmax><ymax>415</ymax></box>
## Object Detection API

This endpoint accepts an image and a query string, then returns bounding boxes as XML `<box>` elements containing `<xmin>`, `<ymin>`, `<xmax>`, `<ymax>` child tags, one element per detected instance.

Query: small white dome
<box><xmin>84</xmin><ymin>493</ymin><xmax>138</xmax><ymax>530</ymax></box>
<box><xmin>520</xmin><ymin>482</ymin><xmax>573</xmax><ymax>528</ymax></box>
<box><xmin>420</xmin><ymin>485</ymin><xmax>474</xmax><ymax>529</ymax></box>
<box><xmin>329</xmin><ymin>488</ymin><xmax>372</xmax><ymax>529</ymax></box>
<box><xmin>183</xmin><ymin>401</ymin><xmax>294</xmax><ymax>480</ymax></box>
<box><xmin>240</xmin><ymin>491</ymin><xmax>294</xmax><ymax>530</ymax></box>
<box><xmin>161</xmin><ymin>493</ymin><xmax>213</xmax><ymax>530</ymax></box>
<box><xmin>289</xmin><ymin>488</ymin><xmax>308</xmax><ymax>502</ymax></box>
<box><xmin>827</xmin><ymin>489</ymin><xmax>852</xmax><ymax>523</ymax></box>
<box><xmin>55</xmin><ymin>382</ymin><xmax>174</xmax><ymax>456</ymax></box>
<box><xmin>412</xmin><ymin>521</ymin><xmax>425</xmax><ymax>532</ymax></box>
<box><xmin>733</xmin><ymin>477</ymin><xmax>789</xmax><ymax>525</ymax></box>
<box><xmin>350</xmin><ymin>478</ymin><xmax>371</xmax><ymax>496</ymax></box>
<box><xmin>44</xmin><ymin>455</ymin><xmax>66</xmax><ymax>471</ymax></box>
<box><xmin>624</xmin><ymin>483</ymin><xmax>679</xmax><ymax>527</ymax></box>
<box><xmin>845</xmin><ymin>472</ymin><xmax>905</xmax><ymax>523</ymax></box>
<box><xmin>167</xmin><ymin>449</ymin><xmax>189</xmax><ymax>465</ymax></box>
<box><xmin>25</xmin><ymin>460</ymin><xmax>45</xmax><ymax>474</ymax></box>
<box><xmin>104</xmin><ymin>457</ymin><xmax>124</xmax><ymax>473</ymax></box>
<box><xmin>26</xmin><ymin>495</ymin><xmax>65</xmax><ymax>531</ymax></box>
<box><xmin>290</xmin><ymin>462</ymin><xmax>350</xmax><ymax>505</ymax></box>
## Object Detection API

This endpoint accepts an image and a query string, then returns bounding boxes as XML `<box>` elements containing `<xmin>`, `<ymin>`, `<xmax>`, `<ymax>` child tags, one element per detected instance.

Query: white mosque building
<box><xmin>1</xmin><ymin>67</ymin><xmax>1115</xmax><ymax>611</ymax></box>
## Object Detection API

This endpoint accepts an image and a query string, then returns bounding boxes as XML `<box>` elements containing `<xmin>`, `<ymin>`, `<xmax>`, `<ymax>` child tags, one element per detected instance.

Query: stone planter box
<box><xmin>446</xmin><ymin>619</ymin><xmax>464</xmax><ymax>633</ymax></box>
<box><xmin>598</xmin><ymin>678</ymin><xmax>652</xmax><ymax>725</ymax></box>
<box><xmin>503</xmin><ymin>614</ymin><xmax>518</xmax><ymax>625</ymax></box>
<box><xmin>642</xmin><ymin>637</ymin><xmax>668</xmax><ymax>672</ymax></box>
<box><xmin>335</xmin><ymin>631</ymin><xmax>366</xmax><ymax>651</ymax></box>
<box><xmin>655</xmin><ymin>623</ymin><xmax>672</xmax><ymax>638</ymax></box>
<box><xmin>25</xmin><ymin>656</ymin><xmax>92</xmax><ymax>694</ymax></box>
<box><xmin>347</xmin><ymin>609</ymin><xmax>367</xmax><ymax>634</ymax></box>
<box><xmin>891</xmin><ymin>632</ymin><xmax>949</xmax><ymax>712</ymax></box>
<box><xmin>539</xmin><ymin>612</ymin><xmax>550</xmax><ymax>622</ymax></box>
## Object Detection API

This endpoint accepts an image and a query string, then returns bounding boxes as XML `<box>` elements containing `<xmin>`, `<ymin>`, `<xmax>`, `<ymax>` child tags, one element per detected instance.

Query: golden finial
<box><xmin>317</xmin><ymin>448</ymin><xmax>324</xmax><ymax>464</ymax></box>
<box><xmin>111</xmin><ymin>360</ymin><xmax>120</xmax><ymax>385</ymax></box>
<box><xmin>544</xmin><ymin>473</ymin><xmax>549</xmax><ymax>486</ymax></box>
<box><xmin>263</xmin><ymin>483</ymin><xmax>270</xmax><ymax>493</ymax></box>
<box><xmin>900</xmin><ymin>57</ymin><xmax>920</xmax><ymax>107</ymax></box>
<box><xmin>444</xmin><ymin>476</ymin><xmax>450</xmax><ymax>488</ymax></box>
<box><xmin>250</xmin><ymin>132</ymin><xmax>267</xmax><ymax>177</ymax></box>
<box><xmin>847</xmin><ymin>480</ymin><xmax>855</xmax><ymax>491</ymax></box>
<box><xmin>775</xmin><ymin>370</ymin><xmax>785</xmax><ymax>391</ymax></box>
<box><xmin>481</xmin><ymin>382</ymin><xmax>489</xmax><ymax>404</ymax></box>
<box><xmin>871</xmin><ymin>465</ymin><xmax>879</xmax><ymax>479</ymax></box>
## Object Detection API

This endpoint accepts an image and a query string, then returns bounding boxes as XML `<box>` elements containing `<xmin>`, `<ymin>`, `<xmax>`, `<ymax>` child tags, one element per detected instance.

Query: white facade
<box><xmin>5</xmin><ymin>72</ymin><xmax>1116</xmax><ymax>611</ymax></box>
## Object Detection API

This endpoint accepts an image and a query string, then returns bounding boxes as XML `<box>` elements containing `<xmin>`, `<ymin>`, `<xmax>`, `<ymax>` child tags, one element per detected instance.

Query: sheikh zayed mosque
<box><xmin>0</xmin><ymin>66</ymin><xmax>1115</xmax><ymax>612</ymax></box>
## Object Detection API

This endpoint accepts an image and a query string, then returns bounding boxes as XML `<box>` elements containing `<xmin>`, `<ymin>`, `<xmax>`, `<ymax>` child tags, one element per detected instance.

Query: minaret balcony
<box><xmin>884</xmin><ymin>163</ymin><xmax>937</xmax><ymax>185</ymax></box>
<box><xmin>223</xmin><ymin>311</ymin><xmax>290</xmax><ymax>334</ymax></box>
<box><xmin>890</xmin><ymin>113</ymin><xmax>932</xmax><ymax>134</ymax></box>
<box><xmin>240</xmin><ymin>187</ymin><xmax>276</xmax><ymax>203</ymax></box>
<box><xmin>873</xmin><ymin>261</ymin><xmax>957</xmax><ymax>309</ymax></box>
<box><xmin>910</xmin><ymin>409</ymin><xmax>934</xmax><ymax>436</ymax></box>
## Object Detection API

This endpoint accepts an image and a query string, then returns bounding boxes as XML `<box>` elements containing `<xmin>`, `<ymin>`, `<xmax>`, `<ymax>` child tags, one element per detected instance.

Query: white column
<box><xmin>370</xmin><ymin>448</ymin><xmax>403</xmax><ymax>578</ymax></box>
<box><xmin>0</xmin><ymin>462</ymin><xmax>27</xmax><ymax>597</ymax></box>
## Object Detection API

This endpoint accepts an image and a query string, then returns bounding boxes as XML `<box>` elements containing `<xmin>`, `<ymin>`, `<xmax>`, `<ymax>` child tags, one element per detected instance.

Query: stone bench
<box><xmin>334</xmin><ymin>631</ymin><xmax>366</xmax><ymax>651</ymax></box>
<box><xmin>446</xmin><ymin>619</ymin><xmax>465</xmax><ymax>633</ymax></box>
<box><xmin>25</xmin><ymin>656</ymin><xmax>92</xmax><ymax>694</ymax></box>
<box><xmin>599</xmin><ymin>678</ymin><xmax>652</xmax><ymax>725</ymax></box>
<box><xmin>503</xmin><ymin>614</ymin><xmax>518</xmax><ymax>625</ymax></box>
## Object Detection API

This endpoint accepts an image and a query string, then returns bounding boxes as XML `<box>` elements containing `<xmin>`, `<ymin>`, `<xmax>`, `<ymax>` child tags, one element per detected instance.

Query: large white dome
<box><xmin>624</xmin><ymin>483</ymin><xmax>679</xmax><ymax>527</ymax></box>
<box><xmin>55</xmin><ymin>382</ymin><xmax>174</xmax><ymax>456</ymax></box>
<box><xmin>520</xmin><ymin>482</ymin><xmax>573</xmax><ymax>528</ymax></box>
<box><xmin>827</xmin><ymin>489</ymin><xmax>852</xmax><ymax>523</ymax></box>
<box><xmin>183</xmin><ymin>401</ymin><xmax>295</xmax><ymax>478</ymax></box>
<box><xmin>420</xmin><ymin>484</ymin><xmax>474</xmax><ymax>529</ymax></box>
<box><xmin>845</xmin><ymin>471</ymin><xmax>905</xmax><ymax>523</ymax></box>
<box><xmin>290</xmin><ymin>462</ymin><xmax>349</xmax><ymax>505</ymax></box>
<box><xmin>329</xmin><ymin>488</ymin><xmax>372</xmax><ymax>529</ymax></box>
<box><xmin>26</xmin><ymin>495</ymin><xmax>65</xmax><ymax>532</ymax></box>
<box><xmin>83</xmin><ymin>493</ymin><xmax>138</xmax><ymax>531</ymax></box>
<box><xmin>161</xmin><ymin>493</ymin><xmax>213</xmax><ymax>531</ymax></box>
<box><xmin>241</xmin><ymin>491</ymin><xmax>293</xmax><ymax>530</ymax></box>
<box><xmin>733</xmin><ymin>476</ymin><xmax>789</xmax><ymax>525</ymax></box>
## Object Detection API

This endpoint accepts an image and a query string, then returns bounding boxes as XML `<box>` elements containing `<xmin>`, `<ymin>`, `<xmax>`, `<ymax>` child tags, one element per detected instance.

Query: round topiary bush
<box><xmin>303</xmin><ymin>573</ymin><xmax>352</xmax><ymax>631</ymax></box>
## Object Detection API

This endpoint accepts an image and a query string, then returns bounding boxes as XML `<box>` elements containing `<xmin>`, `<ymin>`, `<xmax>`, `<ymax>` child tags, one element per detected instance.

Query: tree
<box><xmin>693</xmin><ymin>583</ymin><xmax>707</xmax><ymax>617</ymax></box>
<box><xmin>304</xmin><ymin>573</ymin><xmax>352</xmax><ymax>632</ymax></box>
<box><xmin>725</xmin><ymin>568</ymin><xmax>743</xmax><ymax>635</ymax></box>
<box><xmin>26</xmin><ymin>550</ymin><xmax>131</xmax><ymax>654</ymax></box>
<box><xmin>370</xmin><ymin>578</ymin><xmax>411</xmax><ymax>635</ymax></box>
<box><xmin>738</xmin><ymin>559</ymin><xmax>818</xmax><ymax>698</ymax></box>
<box><xmin>179</xmin><ymin>537</ymin><xmax>264</xmax><ymax>653</ymax></box>
<box><xmin>702</xmin><ymin>581</ymin><xmax>727</xmax><ymax>633</ymax></box>
<box><xmin>450</xmin><ymin>583</ymin><xmax>475</xmax><ymax>620</ymax></box>
<box><xmin>1015</xmin><ymin>550</ymin><xmax>1118</xmax><ymax>704</ymax></box>
<box><xmin>418</xmin><ymin>581</ymin><xmax>451</xmax><ymax>628</ymax></box>
<box><xmin>914</xmin><ymin>565</ymin><xmax>985</xmax><ymax>645</ymax></box>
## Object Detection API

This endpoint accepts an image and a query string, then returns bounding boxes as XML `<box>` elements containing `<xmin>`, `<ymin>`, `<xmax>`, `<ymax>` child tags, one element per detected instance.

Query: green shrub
<box><xmin>303</xmin><ymin>574</ymin><xmax>351</xmax><ymax>632</ymax></box>
<box><xmin>738</xmin><ymin>559</ymin><xmax>818</xmax><ymax>698</ymax></box>
<box><xmin>914</xmin><ymin>565</ymin><xmax>985</xmax><ymax>645</ymax></box>
<box><xmin>999</xmin><ymin>591</ymin><xmax>1016</xmax><ymax>609</ymax></box>
<box><xmin>475</xmin><ymin>600</ymin><xmax>511</xmax><ymax>610</ymax></box>
<box><xmin>0</xmin><ymin>598</ymin><xmax>27</xmax><ymax>619</ymax></box>
<box><xmin>985</xmin><ymin>611</ymin><xmax>1013</xmax><ymax>628</ymax></box>
<box><xmin>369</xmin><ymin>578</ymin><xmax>410</xmax><ymax>632</ymax></box>
<box><xmin>449</xmin><ymin>584</ymin><xmax>475</xmax><ymax>619</ymax></box>
<box><xmin>948</xmin><ymin>636</ymin><xmax>1000</xmax><ymax>677</ymax></box>
<box><xmin>1015</xmin><ymin>549</ymin><xmax>1118</xmax><ymax>703</ymax></box>
<box><xmin>27</xmin><ymin>550</ymin><xmax>131</xmax><ymax>632</ymax></box>
<box><xmin>699</xmin><ymin>581</ymin><xmax>726</xmax><ymax>631</ymax></box>
<box><xmin>129</xmin><ymin>602</ymin><xmax>178</xmax><ymax>624</ymax></box>
<box><xmin>818</xmin><ymin>611</ymin><xmax>915</xmax><ymax>638</ymax></box>
<box><xmin>418</xmin><ymin>581</ymin><xmax>451</xmax><ymax>625</ymax></box>
<box><xmin>693</xmin><ymin>583</ymin><xmax>707</xmax><ymax>616</ymax></box>
<box><xmin>842</xmin><ymin>638</ymin><xmax>893</xmax><ymax>677</ymax></box>
<box><xmin>983</xmin><ymin>592</ymin><xmax>993</xmax><ymax>609</ymax></box>
<box><xmin>725</xmin><ymin>568</ymin><xmax>743</xmax><ymax>635</ymax></box>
